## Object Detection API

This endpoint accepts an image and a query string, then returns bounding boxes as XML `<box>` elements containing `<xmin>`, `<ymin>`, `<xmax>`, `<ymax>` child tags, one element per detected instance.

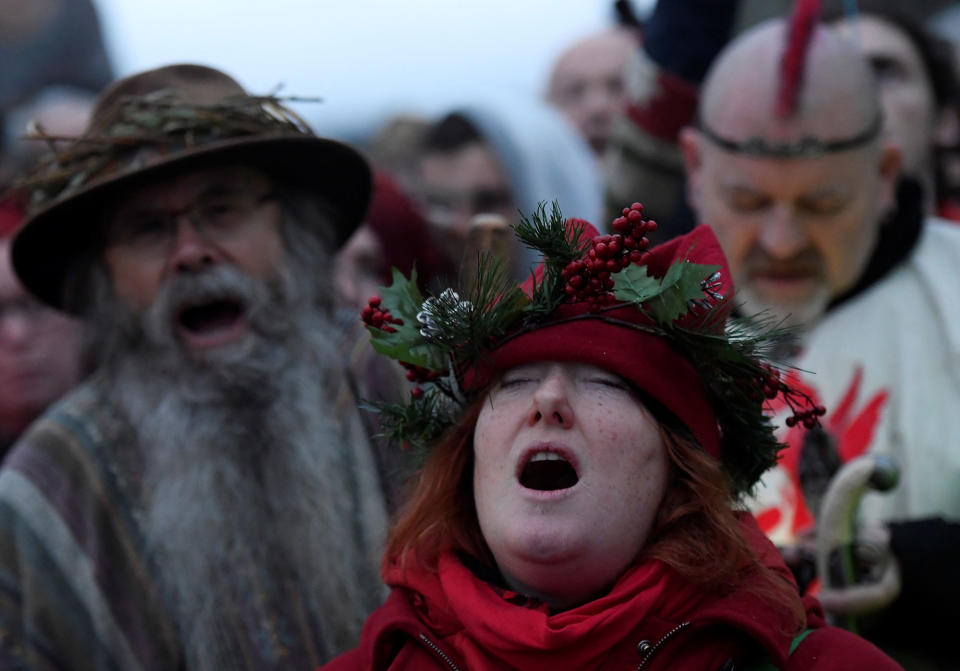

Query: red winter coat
<box><xmin>324</xmin><ymin>518</ymin><xmax>902</xmax><ymax>671</ymax></box>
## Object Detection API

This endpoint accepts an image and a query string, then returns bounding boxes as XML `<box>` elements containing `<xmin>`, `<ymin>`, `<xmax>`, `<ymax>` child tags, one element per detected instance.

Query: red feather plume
<box><xmin>776</xmin><ymin>0</ymin><xmax>822</xmax><ymax>118</ymax></box>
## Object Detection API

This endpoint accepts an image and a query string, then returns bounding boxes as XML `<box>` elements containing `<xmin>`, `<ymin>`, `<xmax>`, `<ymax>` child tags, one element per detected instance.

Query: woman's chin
<box><xmin>493</xmin><ymin>537</ymin><xmax>628</xmax><ymax>609</ymax></box>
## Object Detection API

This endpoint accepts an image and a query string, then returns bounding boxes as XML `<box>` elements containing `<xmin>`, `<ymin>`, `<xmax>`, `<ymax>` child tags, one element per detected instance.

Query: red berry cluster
<box><xmin>560</xmin><ymin>204</ymin><xmax>658</xmax><ymax>307</ymax></box>
<box><xmin>759</xmin><ymin>364</ymin><xmax>782</xmax><ymax>400</ymax></box>
<box><xmin>361</xmin><ymin>296</ymin><xmax>403</xmax><ymax>333</ymax></box>
<box><xmin>401</xmin><ymin>362</ymin><xmax>446</xmax><ymax>399</ymax></box>
<box><xmin>758</xmin><ymin>364</ymin><xmax>826</xmax><ymax>429</ymax></box>
<box><xmin>785</xmin><ymin>404</ymin><xmax>827</xmax><ymax>429</ymax></box>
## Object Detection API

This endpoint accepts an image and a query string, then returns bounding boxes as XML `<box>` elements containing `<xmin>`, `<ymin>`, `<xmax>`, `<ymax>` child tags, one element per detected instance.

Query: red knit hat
<box><xmin>361</xmin><ymin>203</ymin><xmax>819</xmax><ymax>494</ymax></box>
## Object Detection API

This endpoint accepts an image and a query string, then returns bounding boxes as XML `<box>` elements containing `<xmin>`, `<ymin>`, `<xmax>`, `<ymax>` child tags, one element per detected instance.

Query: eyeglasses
<box><xmin>105</xmin><ymin>191</ymin><xmax>277</xmax><ymax>254</ymax></box>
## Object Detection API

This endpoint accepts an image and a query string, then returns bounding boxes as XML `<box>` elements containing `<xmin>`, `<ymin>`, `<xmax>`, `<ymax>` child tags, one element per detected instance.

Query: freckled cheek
<box><xmin>588</xmin><ymin>412</ymin><xmax>630</xmax><ymax>461</ymax></box>
<box><xmin>474</xmin><ymin>409</ymin><xmax>511</xmax><ymax>464</ymax></box>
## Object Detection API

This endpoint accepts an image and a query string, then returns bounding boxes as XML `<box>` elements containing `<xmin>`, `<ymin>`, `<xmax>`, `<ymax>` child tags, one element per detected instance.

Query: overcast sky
<box><xmin>91</xmin><ymin>0</ymin><xmax>652</xmax><ymax>140</ymax></box>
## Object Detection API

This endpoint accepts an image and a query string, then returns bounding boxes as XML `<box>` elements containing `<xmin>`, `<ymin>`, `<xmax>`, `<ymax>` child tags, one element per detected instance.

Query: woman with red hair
<box><xmin>324</xmin><ymin>204</ymin><xmax>901</xmax><ymax>670</ymax></box>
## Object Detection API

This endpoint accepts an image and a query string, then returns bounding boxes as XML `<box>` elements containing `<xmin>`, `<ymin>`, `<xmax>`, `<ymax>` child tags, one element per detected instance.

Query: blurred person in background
<box><xmin>414</xmin><ymin>99</ymin><xmax>602</xmax><ymax>284</ymax></box>
<box><xmin>927</xmin><ymin>3</ymin><xmax>960</xmax><ymax>220</ymax></box>
<box><xmin>677</xmin><ymin>9</ymin><xmax>960</xmax><ymax>667</ymax></box>
<box><xmin>0</xmin><ymin>0</ymin><xmax>112</xmax><ymax>141</ymax></box>
<box><xmin>0</xmin><ymin>196</ymin><xmax>83</xmax><ymax>454</ymax></box>
<box><xmin>334</xmin><ymin>172</ymin><xmax>453</xmax><ymax>510</ymax></box>
<box><xmin>334</xmin><ymin>171</ymin><xmax>451</xmax><ymax>311</ymax></box>
<box><xmin>605</xmin><ymin>0</ymin><xmax>960</xmax><ymax>236</ymax></box>
<box><xmin>827</xmin><ymin>5</ymin><xmax>960</xmax><ymax>221</ymax></box>
<box><xmin>929</xmin><ymin>3</ymin><xmax>960</xmax><ymax>67</ymax></box>
<box><xmin>0</xmin><ymin>86</ymin><xmax>94</xmax><ymax>454</ymax></box>
<box><xmin>0</xmin><ymin>64</ymin><xmax>388</xmax><ymax>670</ymax></box>
<box><xmin>545</xmin><ymin>26</ymin><xmax>640</xmax><ymax>160</ymax></box>
<box><xmin>362</xmin><ymin>114</ymin><xmax>430</xmax><ymax>196</ymax></box>
<box><xmin>603</xmin><ymin>0</ymin><xmax>740</xmax><ymax>241</ymax></box>
<box><xmin>0</xmin><ymin>85</ymin><xmax>98</xmax><ymax>186</ymax></box>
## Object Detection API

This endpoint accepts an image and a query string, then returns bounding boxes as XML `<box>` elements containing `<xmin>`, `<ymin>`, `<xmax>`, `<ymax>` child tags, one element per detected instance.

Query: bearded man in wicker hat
<box><xmin>0</xmin><ymin>64</ymin><xmax>389</xmax><ymax>670</ymax></box>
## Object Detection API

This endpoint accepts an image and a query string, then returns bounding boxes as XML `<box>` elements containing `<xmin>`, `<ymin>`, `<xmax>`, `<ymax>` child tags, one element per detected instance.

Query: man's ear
<box><xmin>877</xmin><ymin>140</ymin><xmax>902</xmax><ymax>212</ymax></box>
<box><xmin>679</xmin><ymin>126</ymin><xmax>703</xmax><ymax>211</ymax></box>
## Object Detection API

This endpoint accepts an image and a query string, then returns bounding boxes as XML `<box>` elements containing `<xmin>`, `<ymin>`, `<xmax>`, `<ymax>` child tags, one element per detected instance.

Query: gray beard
<box><xmin>90</xmin><ymin>263</ymin><xmax>387</xmax><ymax>669</ymax></box>
<box><xmin>735</xmin><ymin>283</ymin><xmax>831</xmax><ymax>337</ymax></box>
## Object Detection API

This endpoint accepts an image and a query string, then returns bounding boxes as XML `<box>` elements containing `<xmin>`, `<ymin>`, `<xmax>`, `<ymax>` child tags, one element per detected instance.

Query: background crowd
<box><xmin>1</xmin><ymin>0</ymin><xmax>959</xmax><ymax>669</ymax></box>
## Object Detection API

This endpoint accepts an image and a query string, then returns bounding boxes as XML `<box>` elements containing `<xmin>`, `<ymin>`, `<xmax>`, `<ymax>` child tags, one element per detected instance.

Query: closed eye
<box><xmin>499</xmin><ymin>376</ymin><xmax>535</xmax><ymax>389</ymax></box>
<box><xmin>725</xmin><ymin>188</ymin><xmax>772</xmax><ymax>214</ymax></box>
<box><xmin>797</xmin><ymin>194</ymin><xmax>847</xmax><ymax>216</ymax></box>
<box><xmin>587</xmin><ymin>376</ymin><xmax>629</xmax><ymax>391</ymax></box>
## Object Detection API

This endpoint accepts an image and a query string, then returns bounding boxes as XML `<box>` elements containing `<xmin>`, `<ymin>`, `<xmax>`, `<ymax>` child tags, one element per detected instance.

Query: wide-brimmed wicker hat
<box><xmin>11</xmin><ymin>63</ymin><xmax>372</xmax><ymax>311</ymax></box>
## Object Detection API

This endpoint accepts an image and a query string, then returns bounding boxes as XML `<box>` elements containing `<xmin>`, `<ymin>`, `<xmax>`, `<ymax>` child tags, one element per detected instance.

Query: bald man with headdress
<box><xmin>675</xmin><ymin>5</ymin><xmax>960</xmax><ymax>667</ymax></box>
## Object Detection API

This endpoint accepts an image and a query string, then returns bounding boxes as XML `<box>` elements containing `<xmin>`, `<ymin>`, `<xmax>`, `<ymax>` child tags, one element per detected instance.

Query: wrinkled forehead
<box><xmin>706</xmin><ymin>149</ymin><xmax>865</xmax><ymax>199</ymax></box>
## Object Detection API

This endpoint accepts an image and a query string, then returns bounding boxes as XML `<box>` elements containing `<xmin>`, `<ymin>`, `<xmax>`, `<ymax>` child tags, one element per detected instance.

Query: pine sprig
<box><xmin>662</xmin><ymin>312</ymin><xmax>800</xmax><ymax>494</ymax></box>
<box><xmin>450</xmin><ymin>253</ymin><xmax>530</xmax><ymax>372</ymax></box>
<box><xmin>515</xmin><ymin>203</ymin><xmax>586</xmax><ymax>316</ymax></box>
<box><xmin>366</xmin><ymin>388</ymin><xmax>460</xmax><ymax>456</ymax></box>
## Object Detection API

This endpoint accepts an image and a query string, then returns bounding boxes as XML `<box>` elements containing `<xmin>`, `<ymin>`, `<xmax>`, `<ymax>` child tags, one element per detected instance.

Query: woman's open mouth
<box><xmin>518</xmin><ymin>450</ymin><xmax>580</xmax><ymax>491</ymax></box>
<box><xmin>176</xmin><ymin>298</ymin><xmax>249</xmax><ymax>349</ymax></box>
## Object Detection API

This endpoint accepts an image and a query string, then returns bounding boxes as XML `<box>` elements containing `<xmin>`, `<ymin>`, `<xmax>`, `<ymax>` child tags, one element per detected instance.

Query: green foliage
<box><xmin>367</xmin><ymin>268</ymin><xmax>448</xmax><ymax>370</ymax></box>
<box><xmin>457</xmin><ymin>253</ymin><xmax>529</xmax><ymax>365</ymax></box>
<box><xmin>367</xmin><ymin>388</ymin><xmax>459</xmax><ymax>454</ymax></box>
<box><xmin>363</xmin><ymin>202</ymin><xmax>802</xmax><ymax>496</ymax></box>
<box><xmin>668</xmin><ymin>323</ymin><xmax>786</xmax><ymax>494</ymax></box>
<box><xmin>614</xmin><ymin>259</ymin><xmax>721</xmax><ymax>325</ymax></box>
<box><xmin>515</xmin><ymin>202</ymin><xmax>587</xmax><ymax>323</ymax></box>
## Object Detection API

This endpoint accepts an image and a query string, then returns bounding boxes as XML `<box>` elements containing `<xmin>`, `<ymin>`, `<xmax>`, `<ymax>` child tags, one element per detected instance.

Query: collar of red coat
<box><xmin>362</xmin><ymin>514</ymin><xmax>806</xmax><ymax>670</ymax></box>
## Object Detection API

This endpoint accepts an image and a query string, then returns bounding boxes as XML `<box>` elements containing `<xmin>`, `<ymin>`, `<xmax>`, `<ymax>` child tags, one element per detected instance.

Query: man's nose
<box><xmin>168</xmin><ymin>217</ymin><xmax>223</xmax><ymax>274</ymax></box>
<box><xmin>583</xmin><ymin>85</ymin><xmax>617</xmax><ymax>119</ymax></box>
<box><xmin>758</xmin><ymin>205</ymin><xmax>807</xmax><ymax>259</ymax></box>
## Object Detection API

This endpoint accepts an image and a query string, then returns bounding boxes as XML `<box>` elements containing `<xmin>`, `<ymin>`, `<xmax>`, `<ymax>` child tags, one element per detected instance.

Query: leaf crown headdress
<box><xmin>362</xmin><ymin>203</ymin><xmax>821</xmax><ymax>495</ymax></box>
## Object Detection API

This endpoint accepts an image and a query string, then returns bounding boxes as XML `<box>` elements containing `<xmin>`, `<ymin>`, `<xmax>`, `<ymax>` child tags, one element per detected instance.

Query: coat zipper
<box><xmin>419</xmin><ymin>633</ymin><xmax>462</xmax><ymax>670</ymax></box>
<box><xmin>634</xmin><ymin>621</ymin><xmax>691</xmax><ymax>670</ymax></box>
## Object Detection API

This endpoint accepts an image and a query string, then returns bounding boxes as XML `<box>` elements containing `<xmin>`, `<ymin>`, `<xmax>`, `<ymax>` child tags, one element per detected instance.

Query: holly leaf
<box><xmin>647</xmin><ymin>261</ymin><xmax>721</xmax><ymax>324</ymax></box>
<box><xmin>613</xmin><ymin>263</ymin><xmax>665</xmax><ymax>304</ymax></box>
<box><xmin>366</xmin><ymin>267</ymin><xmax>448</xmax><ymax>370</ymax></box>
<box><xmin>613</xmin><ymin>260</ymin><xmax>721</xmax><ymax>324</ymax></box>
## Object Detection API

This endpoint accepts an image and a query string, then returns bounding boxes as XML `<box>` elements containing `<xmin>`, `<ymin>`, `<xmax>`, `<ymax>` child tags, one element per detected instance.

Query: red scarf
<box><xmin>384</xmin><ymin>552</ymin><xmax>710</xmax><ymax>670</ymax></box>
